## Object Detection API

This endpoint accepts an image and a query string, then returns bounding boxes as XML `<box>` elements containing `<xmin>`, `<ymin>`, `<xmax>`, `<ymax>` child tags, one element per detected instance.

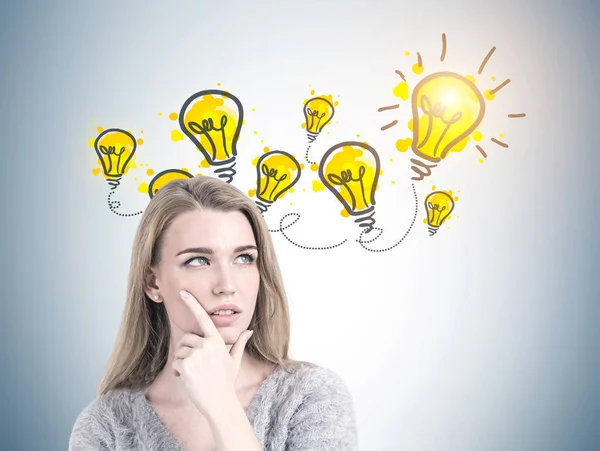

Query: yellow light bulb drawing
<box><xmin>255</xmin><ymin>151</ymin><xmax>301</xmax><ymax>213</ymax></box>
<box><xmin>94</xmin><ymin>128</ymin><xmax>137</xmax><ymax>189</ymax></box>
<box><xmin>319</xmin><ymin>141</ymin><xmax>380</xmax><ymax>233</ymax></box>
<box><xmin>410</xmin><ymin>72</ymin><xmax>485</xmax><ymax>179</ymax></box>
<box><xmin>179</xmin><ymin>89</ymin><xmax>243</xmax><ymax>183</ymax></box>
<box><xmin>304</xmin><ymin>97</ymin><xmax>334</xmax><ymax>143</ymax></box>
<box><xmin>424</xmin><ymin>190</ymin><xmax>455</xmax><ymax>236</ymax></box>
<box><xmin>148</xmin><ymin>169</ymin><xmax>194</xmax><ymax>199</ymax></box>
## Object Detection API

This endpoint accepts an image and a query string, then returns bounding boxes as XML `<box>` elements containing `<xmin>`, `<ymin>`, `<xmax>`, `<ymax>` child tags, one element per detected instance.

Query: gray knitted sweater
<box><xmin>69</xmin><ymin>362</ymin><xmax>358</xmax><ymax>450</ymax></box>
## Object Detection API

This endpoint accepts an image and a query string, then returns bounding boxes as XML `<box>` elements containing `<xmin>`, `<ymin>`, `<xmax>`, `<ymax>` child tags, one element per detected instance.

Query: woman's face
<box><xmin>147</xmin><ymin>208</ymin><xmax>260</xmax><ymax>345</ymax></box>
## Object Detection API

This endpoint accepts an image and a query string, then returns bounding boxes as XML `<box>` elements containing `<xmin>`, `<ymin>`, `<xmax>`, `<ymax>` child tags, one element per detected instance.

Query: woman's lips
<box><xmin>209</xmin><ymin>312</ymin><xmax>240</xmax><ymax>326</ymax></box>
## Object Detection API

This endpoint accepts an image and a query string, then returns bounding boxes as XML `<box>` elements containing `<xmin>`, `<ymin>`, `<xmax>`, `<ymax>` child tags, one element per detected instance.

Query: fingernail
<box><xmin>180</xmin><ymin>290</ymin><xmax>188</xmax><ymax>298</ymax></box>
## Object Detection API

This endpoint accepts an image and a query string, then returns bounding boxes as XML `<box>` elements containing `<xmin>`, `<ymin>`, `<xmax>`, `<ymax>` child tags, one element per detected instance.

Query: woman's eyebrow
<box><xmin>176</xmin><ymin>245</ymin><xmax>258</xmax><ymax>256</ymax></box>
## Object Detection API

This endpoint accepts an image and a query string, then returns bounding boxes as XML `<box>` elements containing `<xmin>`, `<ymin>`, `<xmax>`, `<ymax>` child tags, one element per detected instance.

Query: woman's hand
<box><xmin>172</xmin><ymin>289</ymin><xmax>253</xmax><ymax>419</ymax></box>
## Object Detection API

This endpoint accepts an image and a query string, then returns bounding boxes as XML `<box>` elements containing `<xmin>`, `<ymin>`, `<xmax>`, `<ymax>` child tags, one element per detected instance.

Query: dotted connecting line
<box><xmin>268</xmin><ymin>213</ymin><xmax>348</xmax><ymax>250</ymax></box>
<box><xmin>356</xmin><ymin>183</ymin><xmax>418</xmax><ymax>252</ymax></box>
<box><xmin>305</xmin><ymin>144</ymin><xmax>317</xmax><ymax>165</ymax></box>
<box><xmin>108</xmin><ymin>190</ymin><xmax>143</xmax><ymax>217</ymax></box>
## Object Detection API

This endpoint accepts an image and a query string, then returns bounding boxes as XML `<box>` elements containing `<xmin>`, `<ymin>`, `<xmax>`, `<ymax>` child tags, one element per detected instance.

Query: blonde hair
<box><xmin>97</xmin><ymin>176</ymin><xmax>302</xmax><ymax>396</ymax></box>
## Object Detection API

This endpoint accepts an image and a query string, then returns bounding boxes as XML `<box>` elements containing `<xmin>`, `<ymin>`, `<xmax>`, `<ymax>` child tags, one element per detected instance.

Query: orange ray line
<box><xmin>491</xmin><ymin>138</ymin><xmax>509</xmax><ymax>148</ymax></box>
<box><xmin>476</xmin><ymin>145</ymin><xmax>487</xmax><ymax>157</ymax></box>
<box><xmin>378</xmin><ymin>104</ymin><xmax>400</xmax><ymax>112</ymax></box>
<box><xmin>440</xmin><ymin>33</ymin><xmax>447</xmax><ymax>61</ymax></box>
<box><xmin>508</xmin><ymin>113</ymin><xmax>526</xmax><ymax>118</ymax></box>
<box><xmin>490</xmin><ymin>79</ymin><xmax>511</xmax><ymax>94</ymax></box>
<box><xmin>395</xmin><ymin>70</ymin><xmax>406</xmax><ymax>81</ymax></box>
<box><xmin>381</xmin><ymin>120</ymin><xmax>398</xmax><ymax>131</ymax></box>
<box><xmin>478</xmin><ymin>46</ymin><xmax>496</xmax><ymax>74</ymax></box>
<box><xmin>417</xmin><ymin>52</ymin><xmax>423</xmax><ymax>66</ymax></box>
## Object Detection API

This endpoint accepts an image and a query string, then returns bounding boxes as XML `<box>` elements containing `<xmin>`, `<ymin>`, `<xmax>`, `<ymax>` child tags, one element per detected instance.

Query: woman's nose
<box><xmin>212</xmin><ymin>266</ymin><xmax>236</xmax><ymax>295</ymax></box>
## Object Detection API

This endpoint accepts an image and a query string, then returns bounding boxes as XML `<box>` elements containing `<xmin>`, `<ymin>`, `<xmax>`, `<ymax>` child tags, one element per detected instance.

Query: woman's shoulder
<box><xmin>69</xmin><ymin>387</ymin><xmax>143</xmax><ymax>450</ymax></box>
<box><xmin>276</xmin><ymin>361</ymin><xmax>354</xmax><ymax>401</ymax></box>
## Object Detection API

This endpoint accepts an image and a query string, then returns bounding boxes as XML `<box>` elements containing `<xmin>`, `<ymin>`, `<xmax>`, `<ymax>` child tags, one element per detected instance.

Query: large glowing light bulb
<box><xmin>179</xmin><ymin>90</ymin><xmax>243</xmax><ymax>183</ymax></box>
<box><xmin>255</xmin><ymin>151</ymin><xmax>301</xmax><ymax>214</ymax></box>
<box><xmin>409</xmin><ymin>72</ymin><xmax>485</xmax><ymax>179</ymax></box>
<box><xmin>319</xmin><ymin>141</ymin><xmax>380</xmax><ymax>233</ymax></box>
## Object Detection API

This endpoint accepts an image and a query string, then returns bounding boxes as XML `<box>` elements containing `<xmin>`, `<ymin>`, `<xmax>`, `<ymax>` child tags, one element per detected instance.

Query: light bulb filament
<box><xmin>326</xmin><ymin>166</ymin><xmax>368</xmax><ymax>211</ymax></box>
<box><xmin>187</xmin><ymin>115</ymin><xmax>230</xmax><ymax>160</ymax></box>
<box><xmin>427</xmin><ymin>202</ymin><xmax>447</xmax><ymax>224</ymax></box>
<box><xmin>306</xmin><ymin>108</ymin><xmax>326</xmax><ymax>132</ymax></box>
<box><xmin>99</xmin><ymin>145</ymin><xmax>126</xmax><ymax>175</ymax></box>
<box><xmin>418</xmin><ymin>95</ymin><xmax>463</xmax><ymax>158</ymax></box>
<box><xmin>259</xmin><ymin>164</ymin><xmax>289</xmax><ymax>200</ymax></box>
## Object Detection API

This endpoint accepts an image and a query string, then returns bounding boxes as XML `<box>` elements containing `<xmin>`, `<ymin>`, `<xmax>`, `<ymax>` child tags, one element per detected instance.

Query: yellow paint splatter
<box><xmin>432</xmin><ymin>185</ymin><xmax>437</xmax><ymax>190</ymax></box>
<box><xmin>389</xmin><ymin>158</ymin><xmax>393</xmax><ymax>162</ymax></box>
<box><xmin>196</xmin><ymin>173</ymin><xmax>202</xmax><ymax>176</ymax></box>
<box><xmin>405</xmin><ymin>51</ymin><xmax>410</xmax><ymax>56</ymax></box>
<box><xmin>158</xmin><ymin>112</ymin><xmax>163</xmax><ymax>116</ymax></box>
<box><xmin>300</xmin><ymin>163</ymin><xmax>305</xmax><ymax>170</ymax></box>
<box><xmin>91</xmin><ymin>119</ymin><xmax>96</xmax><ymax>123</ymax></box>
<box><xmin>88</xmin><ymin>138</ymin><xmax>95</xmax><ymax>147</ymax></box>
<box><xmin>137</xmin><ymin>138</ymin><xmax>144</xmax><ymax>145</ymax></box>
<box><xmin>310</xmin><ymin>163</ymin><xmax>318</xmax><ymax>172</ymax></box>
<box><xmin>465</xmin><ymin>75</ymin><xmax>476</xmax><ymax>85</ymax></box>
<box><xmin>96</xmin><ymin>126</ymin><xmax>103</xmax><ymax>133</ymax></box>
<box><xmin>254</xmin><ymin>131</ymin><xmax>258</xmax><ymax>135</ymax></box>
<box><xmin>251</xmin><ymin>108</ymin><xmax>256</xmax><ymax>112</ymax></box>
<box><xmin>422</xmin><ymin>218</ymin><xmax>427</xmax><ymax>224</ymax></box>
<box><xmin>181</xmin><ymin>167</ymin><xmax>189</xmax><ymax>172</ymax></box>
<box><xmin>472</xmin><ymin>131</ymin><xmax>483</xmax><ymax>141</ymax></box>
<box><xmin>310</xmin><ymin>89</ymin><xmax>315</xmax><ymax>95</ymax></box>
<box><xmin>454</xmin><ymin>196</ymin><xmax>459</xmax><ymax>201</ymax></box>
<box><xmin>92</xmin><ymin>168</ymin><xmax>100</xmax><ymax>176</ymax></box>
<box><xmin>289</xmin><ymin>202</ymin><xmax>293</xmax><ymax>206</ymax></box>
<box><xmin>140</xmin><ymin>130</ymin><xmax>144</xmax><ymax>134</ymax></box>
<box><xmin>499</xmin><ymin>133</ymin><xmax>504</xmax><ymax>138</ymax></box>
<box><xmin>395</xmin><ymin>138</ymin><xmax>412</xmax><ymax>152</ymax></box>
<box><xmin>312</xmin><ymin>180</ymin><xmax>325</xmax><ymax>192</ymax></box>
<box><xmin>147</xmin><ymin>169</ymin><xmax>154</xmax><ymax>176</ymax></box>
<box><xmin>340</xmin><ymin>209</ymin><xmax>349</xmax><ymax>218</ymax></box>
<box><xmin>412</xmin><ymin>64</ymin><xmax>424</xmax><ymax>75</ymax></box>
<box><xmin>408</xmin><ymin>118</ymin><xmax>414</xmax><ymax>131</ymax></box>
<box><xmin>248</xmin><ymin>189</ymin><xmax>256</xmax><ymax>197</ymax></box>
<box><xmin>393</xmin><ymin>81</ymin><xmax>410</xmax><ymax>101</ymax></box>
<box><xmin>491</xmin><ymin>76</ymin><xmax>496</xmax><ymax>81</ymax></box>
<box><xmin>479</xmin><ymin>158</ymin><xmax>484</xmax><ymax>163</ymax></box>
<box><xmin>301</xmin><ymin>123</ymin><xmax>306</xmax><ymax>129</ymax></box>
<box><xmin>356</xmin><ymin>134</ymin><xmax>361</xmax><ymax>137</ymax></box>
<box><xmin>391</xmin><ymin>180</ymin><xmax>396</xmax><ymax>184</ymax></box>
<box><xmin>200</xmin><ymin>160</ymin><xmax>210</xmax><ymax>168</ymax></box>
<box><xmin>169</xmin><ymin>112</ymin><xmax>178</xmax><ymax>120</ymax></box>
<box><xmin>217</xmin><ymin>82</ymin><xmax>222</xmax><ymax>86</ymax></box>
<box><xmin>484</xmin><ymin>89</ymin><xmax>496</xmax><ymax>101</ymax></box>
<box><xmin>171</xmin><ymin>130</ymin><xmax>184</xmax><ymax>141</ymax></box>
<box><xmin>138</xmin><ymin>182</ymin><xmax>148</xmax><ymax>193</ymax></box>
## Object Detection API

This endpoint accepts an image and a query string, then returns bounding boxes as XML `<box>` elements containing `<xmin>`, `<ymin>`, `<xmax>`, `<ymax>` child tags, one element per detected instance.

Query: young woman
<box><xmin>69</xmin><ymin>176</ymin><xmax>358</xmax><ymax>451</ymax></box>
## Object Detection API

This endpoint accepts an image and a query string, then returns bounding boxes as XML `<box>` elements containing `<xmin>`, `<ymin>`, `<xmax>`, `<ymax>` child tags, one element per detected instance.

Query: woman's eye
<box><xmin>235</xmin><ymin>253</ymin><xmax>256</xmax><ymax>264</ymax></box>
<box><xmin>187</xmin><ymin>256</ymin><xmax>209</xmax><ymax>266</ymax></box>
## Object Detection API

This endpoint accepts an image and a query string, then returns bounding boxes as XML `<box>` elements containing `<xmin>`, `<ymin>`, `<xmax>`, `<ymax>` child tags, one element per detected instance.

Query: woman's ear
<box><xmin>144</xmin><ymin>270</ymin><xmax>162</xmax><ymax>303</ymax></box>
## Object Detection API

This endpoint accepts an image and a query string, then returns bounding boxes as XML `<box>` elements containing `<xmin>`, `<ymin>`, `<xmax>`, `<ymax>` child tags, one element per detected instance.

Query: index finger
<box><xmin>179</xmin><ymin>290</ymin><xmax>220</xmax><ymax>338</ymax></box>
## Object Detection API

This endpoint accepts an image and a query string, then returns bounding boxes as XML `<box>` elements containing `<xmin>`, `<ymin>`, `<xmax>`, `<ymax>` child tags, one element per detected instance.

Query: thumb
<box><xmin>230</xmin><ymin>330</ymin><xmax>253</xmax><ymax>371</ymax></box>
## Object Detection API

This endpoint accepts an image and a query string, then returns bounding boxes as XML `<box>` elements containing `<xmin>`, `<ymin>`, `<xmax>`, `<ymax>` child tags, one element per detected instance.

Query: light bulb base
<box><xmin>213</xmin><ymin>160</ymin><xmax>237</xmax><ymax>183</ymax></box>
<box><xmin>353</xmin><ymin>209</ymin><xmax>377</xmax><ymax>234</ymax></box>
<box><xmin>106</xmin><ymin>177</ymin><xmax>122</xmax><ymax>190</ymax></box>
<box><xmin>410</xmin><ymin>158</ymin><xmax>438</xmax><ymax>182</ymax></box>
<box><xmin>428</xmin><ymin>225</ymin><xmax>439</xmax><ymax>236</ymax></box>
<box><xmin>307</xmin><ymin>132</ymin><xmax>318</xmax><ymax>143</ymax></box>
<box><xmin>255</xmin><ymin>200</ymin><xmax>272</xmax><ymax>214</ymax></box>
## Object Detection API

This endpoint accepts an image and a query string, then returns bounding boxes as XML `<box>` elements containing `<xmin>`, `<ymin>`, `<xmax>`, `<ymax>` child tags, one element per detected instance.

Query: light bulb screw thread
<box><xmin>107</xmin><ymin>177</ymin><xmax>122</xmax><ymax>190</ymax></box>
<box><xmin>307</xmin><ymin>132</ymin><xmax>318</xmax><ymax>143</ymax></box>
<box><xmin>255</xmin><ymin>200</ymin><xmax>271</xmax><ymax>214</ymax></box>
<box><xmin>213</xmin><ymin>160</ymin><xmax>236</xmax><ymax>184</ymax></box>
<box><xmin>353</xmin><ymin>209</ymin><xmax>377</xmax><ymax>234</ymax></box>
<box><xmin>428</xmin><ymin>226</ymin><xmax>439</xmax><ymax>236</ymax></box>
